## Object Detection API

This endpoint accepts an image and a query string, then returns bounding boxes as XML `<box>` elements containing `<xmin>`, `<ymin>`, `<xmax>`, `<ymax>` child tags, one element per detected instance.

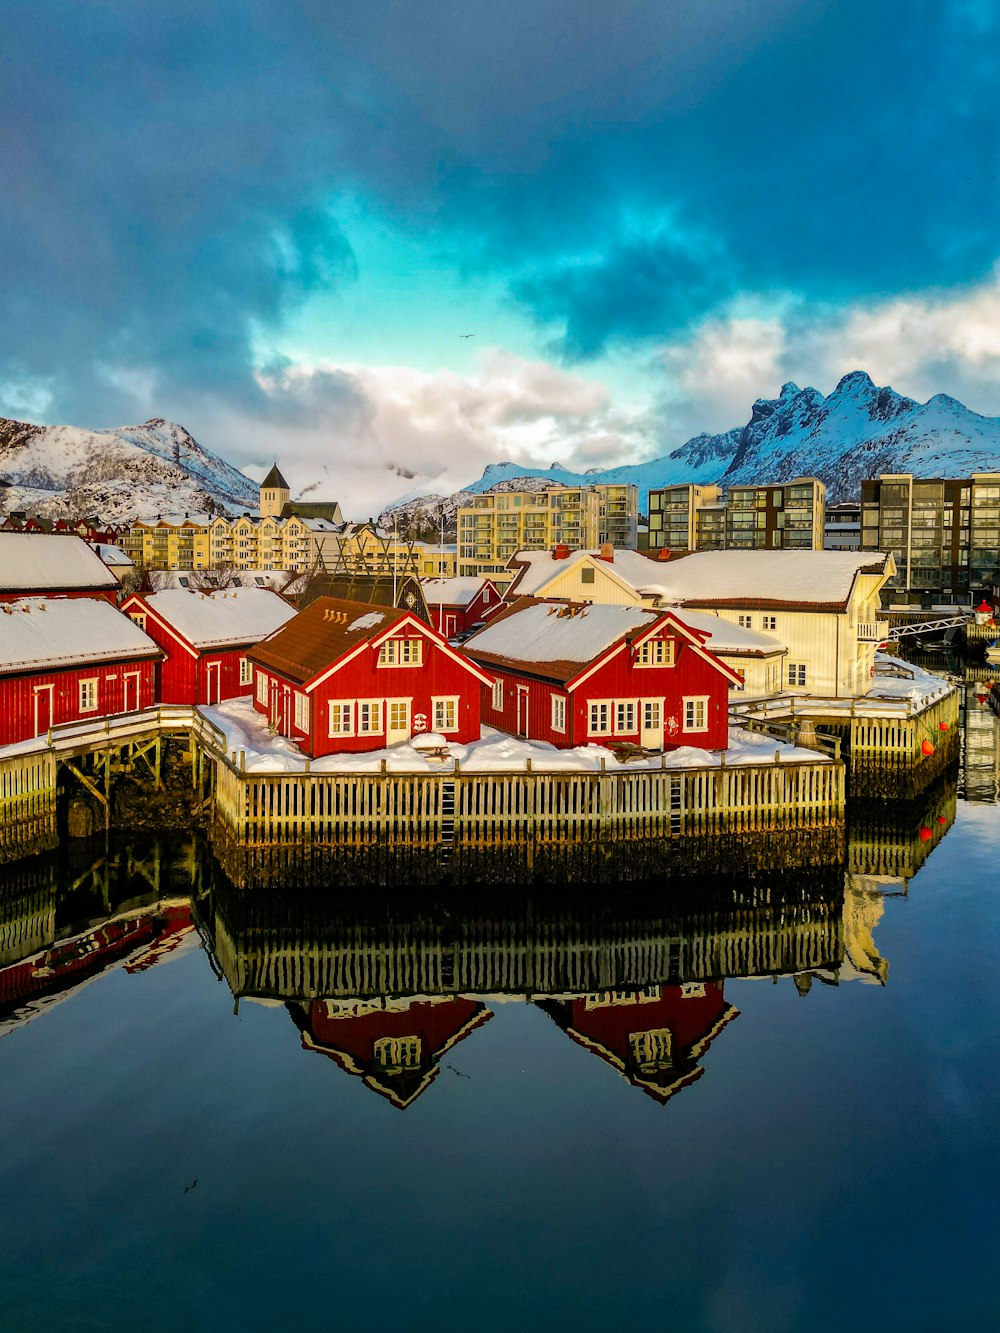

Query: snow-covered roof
<box><xmin>0</xmin><ymin>533</ymin><xmax>119</xmax><ymax>592</ymax></box>
<box><xmin>89</xmin><ymin>543</ymin><xmax>133</xmax><ymax>567</ymax></box>
<box><xmin>655</xmin><ymin>550</ymin><xmax>893</xmax><ymax>609</ymax></box>
<box><xmin>140</xmin><ymin>588</ymin><xmax>296</xmax><ymax>649</ymax></box>
<box><xmin>421</xmin><ymin>576</ymin><xmax>488</xmax><ymax>606</ymax></box>
<box><xmin>465</xmin><ymin>601</ymin><xmax>659</xmax><ymax>680</ymax></box>
<box><xmin>0</xmin><ymin>598</ymin><xmax>159</xmax><ymax>674</ymax></box>
<box><xmin>147</xmin><ymin>569</ymin><xmax>296</xmax><ymax>592</ymax></box>
<box><xmin>507</xmin><ymin>548</ymin><xmax>674</xmax><ymax>598</ymax></box>
<box><xmin>674</xmin><ymin>609</ymin><xmax>785</xmax><ymax>656</ymax></box>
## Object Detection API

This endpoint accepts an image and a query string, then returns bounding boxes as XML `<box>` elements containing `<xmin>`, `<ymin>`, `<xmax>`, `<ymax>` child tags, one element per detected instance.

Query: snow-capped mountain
<box><xmin>0</xmin><ymin>416</ymin><xmax>258</xmax><ymax>521</ymax></box>
<box><xmin>398</xmin><ymin>372</ymin><xmax>1000</xmax><ymax>515</ymax></box>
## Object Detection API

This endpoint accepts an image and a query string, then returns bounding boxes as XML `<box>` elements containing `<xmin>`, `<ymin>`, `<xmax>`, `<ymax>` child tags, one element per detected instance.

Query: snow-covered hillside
<box><xmin>0</xmin><ymin>416</ymin><xmax>257</xmax><ymax>521</ymax></box>
<box><xmin>398</xmin><ymin>372</ymin><xmax>1000</xmax><ymax>513</ymax></box>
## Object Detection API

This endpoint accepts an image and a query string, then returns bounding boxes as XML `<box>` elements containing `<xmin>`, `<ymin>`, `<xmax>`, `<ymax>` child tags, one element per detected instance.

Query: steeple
<box><xmin>259</xmin><ymin>462</ymin><xmax>290</xmax><ymax>518</ymax></box>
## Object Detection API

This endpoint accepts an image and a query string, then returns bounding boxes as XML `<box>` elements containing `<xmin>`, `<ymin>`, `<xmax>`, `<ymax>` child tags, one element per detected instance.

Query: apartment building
<box><xmin>595</xmin><ymin>483</ymin><xmax>639</xmax><ymax>548</ymax></box>
<box><xmin>824</xmin><ymin>502</ymin><xmax>862</xmax><ymax>551</ymax></box>
<box><xmin>859</xmin><ymin>471</ymin><xmax>1000</xmax><ymax>604</ymax></box>
<box><xmin>457</xmin><ymin>488</ymin><xmax>602</xmax><ymax>581</ymax></box>
<box><xmin>646</xmin><ymin>479</ymin><xmax>825</xmax><ymax>553</ymax></box>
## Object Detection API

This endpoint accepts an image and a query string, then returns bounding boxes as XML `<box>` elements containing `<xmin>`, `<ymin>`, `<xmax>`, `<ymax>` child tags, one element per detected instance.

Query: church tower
<box><xmin>259</xmin><ymin>463</ymin><xmax>290</xmax><ymax>518</ymax></box>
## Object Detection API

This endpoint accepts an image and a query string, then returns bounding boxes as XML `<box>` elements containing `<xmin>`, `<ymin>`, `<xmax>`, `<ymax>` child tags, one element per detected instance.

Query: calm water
<box><xmin>0</xmin><ymin>672</ymin><xmax>997</xmax><ymax>1332</ymax></box>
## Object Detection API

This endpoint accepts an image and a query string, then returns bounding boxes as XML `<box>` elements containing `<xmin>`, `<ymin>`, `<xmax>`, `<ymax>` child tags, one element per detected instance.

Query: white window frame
<box><xmin>357</xmin><ymin>698</ymin><xmax>384</xmax><ymax>734</ymax></box>
<box><xmin>294</xmin><ymin>691</ymin><xmax>309</xmax><ymax>732</ymax></box>
<box><xmin>588</xmin><ymin>699</ymin><xmax>612</xmax><ymax>735</ymax></box>
<box><xmin>328</xmin><ymin>700</ymin><xmax>355</xmax><ymax>736</ymax></box>
<box><xmin>762</xmin><ymin>615</ymin><xmax>777</xmax><ymax>630</ymax></box>
<box><xmin>683</xmin><ymin>696</ymin><xmax>709</xmax><ymax>732</ymax></box>
<box><xmin>432</xmin><ymin>696</ymin><xmax>459</xmax><ymax>734</ymax></box>
<box><xmin>239</xmin><ymin>657</ymin><xmax>252</xmax><ymax>686</ymax></box>
<box><xmin>787</xmin><ymin>662</ymin><xmax>807</xmax><ymax>687</ymax></box>
<box><xmin>641</xmin><ymin>698</ymin><xmax>662</xmax><ymax>731</ymax></box>
<box><xmin>256</xmin><ymin>672</ymin><xmax>268</xmax><ymax>705</ymax></box>
<box><xmin>615</xmin><ymin>699</ymin><xmax>638</xmax><ymax>734</ymax></box>
<box><xmin>637</xmin><ymin>638</ymin><xmax>675</xmax><ymax>667</ymax></box>
<box><xmin>551</xmin><ymin>694</ymin><xmax>566</xmax><ymax>733</ymax></box>
<box><xmin>79</xmin><ymin>678</ymin><xmax>98</xmax><ymax>713</ymax></box>
<box><xmin>491</xmin><ymin>679</ymin><xmax>503</xmax><ymax>710</ymax></box>
<box><xmin>378</xmin><ymin>637</ymin><xmax>423</xmax><ymax>667</ymax></box>
<box><xmin>738</xmin><ymin>614</ymin><xmax>753</xmax><ymax>629</ymax></box>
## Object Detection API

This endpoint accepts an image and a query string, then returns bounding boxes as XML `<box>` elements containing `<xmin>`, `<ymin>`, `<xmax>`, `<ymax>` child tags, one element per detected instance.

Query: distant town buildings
<box><xmin>646</xmin><ymin>479</ymin><xmax>826</xmax><ymax>554</ymax></box>
<box><xmin>860</xmin><ymin>471</ymin><xmax>1000</xmax><ymax>605</ymax></box>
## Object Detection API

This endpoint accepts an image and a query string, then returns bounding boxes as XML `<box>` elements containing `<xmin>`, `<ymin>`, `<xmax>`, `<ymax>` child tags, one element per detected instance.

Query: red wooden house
<box><xmin>0</xmin><ymin>533</ymin><xmax>120</xmax><ymax>604</ymax></box>
<box><xmin>120</xmin><ymin>588</ymin><xmax>295</xmax><ymax>706</ymax></box>
<box><xmin>0</xmin><ymin>598</ymin><xmax>159</xmax><ymax>745</ymax></box>
<box><xmin>246</xmin><ymin>595</ymin><xmax>493</xmax><ymax>758</ymax></box>
<box><xmin>421</xmin><ymin>576</ymin><xmax>501</xmax><ymax>638</ymax></box>
<box><xmin>289</xmin><ymin>996</ymin><xmax>492</xmax><ymax>1109</ymax></box>
<box><xmin>536</xmin><ymin>983</ymin><xmax>739</xmax><ymax>1105</ymax></box>
<box><xmin>464</xmin><ymin>597</ymin><xmax>740</xmax><ymax>751</ymax></box>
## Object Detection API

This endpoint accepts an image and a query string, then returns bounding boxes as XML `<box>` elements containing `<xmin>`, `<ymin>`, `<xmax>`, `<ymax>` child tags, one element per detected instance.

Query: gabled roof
<box><xmin>0</xmin><ymin>598</ymin><xmax>159</xmax><ymax>675</ymax></box>
<box><xmin>129</xmin><ymin>588</ymin><xmax>296</xmax><ymax>651</ymax></box>
<box><xmin>421</xmin><ymin>576</ymin><xmax>493</xmax><ymax>607</ymax></box>
<box><xmin>260</xmin><ymin>463</ymin><xmax>289</xmax><ymax>490</ymax></box>
<box><xmin>504</xmin><ymin>548</ymin><xmax>671</xmax><ymax>600</ymax></box>
<box><xmin>656</xmin><ymin>549</ymin><xmax>894</xmax><ymax>611</ymax></box>
<box><xmin>0</xmin><ymin>533</ymin><xmax>119</xmax><ymax>592</ymax></box>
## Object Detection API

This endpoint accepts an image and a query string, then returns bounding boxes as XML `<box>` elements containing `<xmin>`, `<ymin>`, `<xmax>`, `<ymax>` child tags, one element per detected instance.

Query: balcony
<box><xmin>857</xmin><ymin>621</ymin><xmax>890</xmax><ymax>643</ymax></box>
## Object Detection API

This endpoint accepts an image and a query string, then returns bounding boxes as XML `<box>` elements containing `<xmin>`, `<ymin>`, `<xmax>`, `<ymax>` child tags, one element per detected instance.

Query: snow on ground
<box><xmin>202</xmin><ymin>699</ymin><xmax>825</xmax><ymax>775</ymax></box>
<box><xmin>869</xmin><ymin>653</ymin><xmax>955</xmax><ymax>707</ymax></box>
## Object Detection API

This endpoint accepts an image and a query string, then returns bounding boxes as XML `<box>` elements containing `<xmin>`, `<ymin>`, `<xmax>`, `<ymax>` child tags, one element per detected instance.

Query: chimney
<box><xmin>599</xmin><ymin>542</ymin><xmax>614</xmax><ymax>562</ymax></box>
<box><xmin>553</xmin><ymin>544</ymin><xmax>571</xmax><ymax>560</ymax></box>
<box><xmin>657</xmin><ymin>548</ymin><xmax>672</xmax><ymax>562</ymax></box>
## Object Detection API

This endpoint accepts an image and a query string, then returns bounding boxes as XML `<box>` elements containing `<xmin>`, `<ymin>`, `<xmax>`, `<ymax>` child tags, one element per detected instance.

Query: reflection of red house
<box><xmin>536</xmin><ymin>983</ymin><xmax>738</xmax><ymax>1104</ymax></box>
<box><xmin>290</xmin><ymin>995</ymin><xmax>492</xmax><ymax>1108</ymax></box>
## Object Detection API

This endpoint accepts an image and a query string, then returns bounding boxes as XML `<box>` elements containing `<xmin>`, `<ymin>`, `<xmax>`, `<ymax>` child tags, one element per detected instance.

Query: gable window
<box><xmin>358</xmin><ymin>700</ymin><xmax>383</xmax><ymax>734</ymax></box>
<box><xmin>491</xmin><ymin>679</ymin><xmax>503</xmax><ymax>710</ymax></box>
<box><xmin>551</xmin><ymin>695</ymin><xmax>566</xmax><ymax>733</ymax></box>
<box><xmin>294</xmin><ymin>692</ymin><xmax>310</xmax><ymax>732</ymax></box>
<box><xmin>787</xmin><ymin>663</ymin><xmax>807</xmax><ymax>687</ymax></box>
<box><xmin>128</xmin><ymin>612</ymin><xmax>147</xmax><ymax>630</ymax></box>
<box><xmin>588</xmin><ymin>700</ymin><xmax>612</xmax><ymax>735</ymax></box>
<box><xmin>615</xmin><ymin>700</ymin><xmax>637</xmax><ymax>734</ymax></box>
<box><xmin>239</xmin><ymin>657</ymin><xmax>252</xmax><ymax>685</ymax></box>
<box><xmin>79</xmin><ymin>679</ymin><xmax>98</xmax><ymax>713</ymax></box>
<box><xmin>329</xmin><ymin>701</ymin><xmax>355</xmax><ymax>736</ymax></box>
<box><xmin>683</xmin><ymin>696</ymin><xmax>708</xmax><ymax>732</ymax></box>
<box><xmin>637</xmin><ymin>638</ymin><xmax>675</xmax><ymax>667</ymax></box>
<box><xmin>432</xmin><ymin>696</ymin><xmax>459</xmax><ymax>733</ymax></box>
<box><xmin>580</xmin><ymin>566</ymin><xmax>596</xmax><ymax>584</ymax></box>
<box><xmin>256</xmin><ymin>673</ymin><xmax>268</xmax><ymax>705</ymax></box>
<box><xmin>378</xmin><ymin>637</ymin><xmax>422</xmax><ymax>667</ymax></box>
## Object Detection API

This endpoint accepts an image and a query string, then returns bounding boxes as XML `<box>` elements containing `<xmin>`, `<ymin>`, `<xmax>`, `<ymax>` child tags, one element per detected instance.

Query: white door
<box><xmin>205</xmin><ymin>661</ymin><xmax>221</xmax><ymax>705</ymax></box>
<box><xmin>640</xmin><ymin>699</ymin><xmax>663</xmax><ymax>749</ymax></box>
<box><xmin>122</xmin><ymin>672</ymin><xmax>140</xmax><ymax>714</ymax></box>
<box><xmin>387</xmin><ymin>698</ymin><xmax>410</xmax><ymax>746</ymax></box>
<box><xmin>33</xmin><ymin>684</ymin><xmax>53</xmax><ymax>737</ymax></box>
<box><xmin>516</xmin><ymin>687</ymin><xmax>529</xmax><ymax>739</ymax></box>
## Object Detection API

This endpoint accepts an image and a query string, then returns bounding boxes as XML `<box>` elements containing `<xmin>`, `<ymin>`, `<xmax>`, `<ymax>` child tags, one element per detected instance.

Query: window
<box><xmin>378</xmin><ymin>638</ymin><xmax>422</xmax><ymax>667</ymax></box>
<box><xmin>79</xmin><ymin>678</ymin><xmax>98</xmax><ymax>713</ymax></box>
<box><xmin>293</xmin><ymin>692</ymin><xmax>309</xmax><ymax>732</ymax></box>
<box><xmin>637</xmin><ymin>638</ymin><xmax>675</xmax><ymax>667</ymax></box>
<box><xmin>551</xmin><ymin>695</ymin><xmax>566</xmax><ymax>732</ymax></box>
<box><xmin>683</xmin><ymin>697</ymin><xmax>708</xmax><ymax>732</ymax></box>
<box><xmin>128</xmin><ymin>612</ymin><xmax>147</xmax><ymax>630</ymax></box>
<box><xmin>256</xmin><ymin>673</ymin><xmax>268</xmax><ymax>705</ymax></box>
<box><xmin>731</xmin><ymin>669</ymin><xmax>745</xmax><ymax>692</ymax></box>
<box><xmin>762</xmin><ymin>615</ymin><xmax>777</xmax><ymax>630</ymax></box>
<box><xmin>373</xmin><ymin>1035</ymin><xmax>421</xmax><ymax>1072</ymax></box>
<box><xmin>239</xmin><ymin>657</ymin><xmax>252</xmax><ymax>685</ymax></box>
<box><xmin>491</xmin><ymin>679</ymin><xmax>503</xmax><ymax>710</ymax></box>
<box><xmin>589</xmin><ymin>700</ymin><xmax>612</xmax><ymax>734</ymax></box>
<box><xmin>787</xmin><ymin>663</ymin><xmax>807</xmax><ymax>687</ymax></box>
<box><xmin>580</xmin><ymin>566</ymin><xmax>595</xmax><ymax>584</ymax></box>
<box><xmin>432</xmin><ymin>696</ymin><xmax>458</xmax><ymax>732</ymax></box>
<box><xmin>629</xmin><ymin>1029</ymin><xmax>672</xmax><ymax>1068</ymax></box>
<box><xmin>615</xmin><ymin>700</ymin><xmax>637</xmax><ymax>734</ymax></box>
<box><xmin>642</xmin><ymin>699</ymin><xmax>661</xmax><ymax>733</ymax></box>
<box><xmin>738</xmin><ymin>614</ymin><xmax>753</xmax><ymax>629</ymax></box>
<box><xmin>329</xmin><ymin>701</ymin><xmax>355</xmax><ymax>736</ymax></box>
<box><xmin>357</xmin><ymin>700</ymin><xmax>383</xmax><ymax>734</ymax></box>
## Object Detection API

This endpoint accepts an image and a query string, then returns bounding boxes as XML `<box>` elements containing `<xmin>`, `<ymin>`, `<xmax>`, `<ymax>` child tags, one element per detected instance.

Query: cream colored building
<box><xmin>457</xmin><ymin>488</ymin><xmax>602</xmax><ymax>581</ymax></box>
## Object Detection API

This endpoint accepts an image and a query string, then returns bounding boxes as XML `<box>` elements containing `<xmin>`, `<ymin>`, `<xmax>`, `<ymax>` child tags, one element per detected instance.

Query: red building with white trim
<box><xmin>464</xmin><ymin>598</ymin><xmax>739</xmax><ymax>751</ymax></box>
<box><xmin>0</xmin><ymin>533</ymin><xmax>120</xmax><ymax>604</ymax></box>
<box><xmin>246</xmin><ymin>595</ymin><xmax>493</xmax><ymax>758</ymax></box>
<box><xmin>421</xmin><ymin>576</ymin><xmax>501</xmax><ymax>638</ymax></box>
<box><xmin>120</xmin><ymin>588</ymin><xmax>295</xmax><ymax>706</ymax></box>
<box><xmin>0</xmin><ymin>598</ymin><xmax>159</xmax><ymax>745</ymax></box>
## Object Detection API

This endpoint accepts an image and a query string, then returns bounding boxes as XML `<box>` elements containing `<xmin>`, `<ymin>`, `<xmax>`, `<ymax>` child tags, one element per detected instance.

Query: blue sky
<box><xmin>2</xmin><ymin>0</ymin><xmax>999</xmax><ymax>511</ymax></box>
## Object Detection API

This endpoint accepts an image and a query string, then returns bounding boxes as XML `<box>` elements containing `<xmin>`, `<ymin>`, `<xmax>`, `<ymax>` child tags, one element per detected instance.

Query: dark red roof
<box><xmin>247</xmin><ymin>596</ymin><xmax>410</xmax><ymax>685</ymax></box>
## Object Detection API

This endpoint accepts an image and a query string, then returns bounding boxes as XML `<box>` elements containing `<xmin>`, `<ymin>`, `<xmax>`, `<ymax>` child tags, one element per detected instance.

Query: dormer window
<box><xmin>637</xmin><ymin>638</ymin><xmax>675</xmax><ymax>667</ymax></box>
<box><xmin>378</xmin><ymin>637</ymin><xmax>422</xmax><ymax>667</ymax></box>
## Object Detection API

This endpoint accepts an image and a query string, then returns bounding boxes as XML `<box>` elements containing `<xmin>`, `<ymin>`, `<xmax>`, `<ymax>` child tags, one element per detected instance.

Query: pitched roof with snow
<box><xmin>671</xmin><ymin>608</ymin><xmax>786</xmax><ymax>656</ymax></box>
<box><xmin>247</xmin><ymin>596</ymin><xmax>410</xmax><ymax>684</ymax></box>
<box><xmin>0</xmin><ymin>533</ymin><xmax>119</xmax><ymax>592</ymax></box>
<box><xmin>139</xmin><ymin>588</ymin><xmax>296</xmax><ymax>649</ymax></box>
<box><xmin>89</xmin><ymin>543</ymin><xmax>133</xmax><ymax>568</ymax></box>
<box><xmin>421</xmin><ymin>576</ymin><xmax>490</xmax><ymax>606</ymax></box>
<box><xmin>506</xmin><ymin>548</ymin><xmax>672</xmax><ymax>599</ymax></box>
<box><xmin>655</xmin><ymin>549</ymin><xmax>893</xmax><ymax>610</ymax></box>
<box><xmin>0</xmin><ymin>598</ymin><xmax>160</xmax><ymax>675</ymax></box>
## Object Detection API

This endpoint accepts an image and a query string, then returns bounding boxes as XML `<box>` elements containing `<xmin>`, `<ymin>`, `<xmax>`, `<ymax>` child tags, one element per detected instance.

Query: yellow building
<box><xmin>457</xmin><ymin>488</ymin><xmax>602</xmax><ymax>580</ymax></box>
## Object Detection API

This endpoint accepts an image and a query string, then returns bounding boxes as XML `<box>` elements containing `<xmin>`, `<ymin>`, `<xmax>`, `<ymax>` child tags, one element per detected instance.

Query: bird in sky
<box><xmin>459</xmin><ymin>333</ymin><xmax>476</xmax><ymax>338</ymax></box>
